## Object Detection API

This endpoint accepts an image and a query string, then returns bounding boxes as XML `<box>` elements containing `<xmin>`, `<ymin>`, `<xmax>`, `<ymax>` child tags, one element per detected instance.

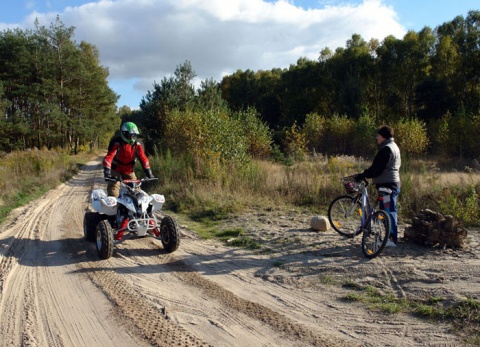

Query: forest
<box><xmin>1</xmin><ymin>11</ymin><xmax>479</xmax><ymax>162</ymax></box>
<box><xmin>0</xmin><ymin>17</ymin><xmax>118</xmax><ymax>154</ymax></box>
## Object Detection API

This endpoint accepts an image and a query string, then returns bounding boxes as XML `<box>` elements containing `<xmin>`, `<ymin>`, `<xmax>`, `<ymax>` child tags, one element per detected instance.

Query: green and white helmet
<box><xmin>120</xmin><ymin>122</ymin><xmax>140</xmax><ymax>144</ymax></box>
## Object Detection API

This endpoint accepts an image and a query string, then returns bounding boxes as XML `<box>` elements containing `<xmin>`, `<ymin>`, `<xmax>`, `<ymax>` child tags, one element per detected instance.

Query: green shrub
<box><xmin>303</xmin><ymin>112</ymin><xmax>327</xmax><ymax>153</ymax></box>
<box><xmin>284</xmin><ymin>121</ymin><xmax>307</xmax><ymax>161</ymax></box>
<box><xmin>234</xmin><ymin>108</ymin><xmax>272</xmax><ymax>159</ymax></box>
<box><xmin>438</xmin><ymin>184</ymin><xmax>480</xmax><ymax>225</ymax></box>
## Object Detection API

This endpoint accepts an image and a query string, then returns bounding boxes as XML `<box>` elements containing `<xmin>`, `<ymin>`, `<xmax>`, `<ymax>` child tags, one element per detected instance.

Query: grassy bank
<box><xmin>0</xmin><ymin>148</ymin><xmax>93</xmax><ymax>224</ymax></box>
<box><xmin>328</xmin><ymin>277</ymin><xmax>480</xmax><ymax>345</ymax></box>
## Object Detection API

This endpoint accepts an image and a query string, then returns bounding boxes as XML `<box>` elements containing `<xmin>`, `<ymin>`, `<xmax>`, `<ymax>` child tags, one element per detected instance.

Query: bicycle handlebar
<box><xmin>343</xmin><ymin>175</ymin><xmax>369</xmax><ymax>188</ymax></box>
<box><xmin>355</xmin><ymin>175</ymin><xmax>369</xmax><ymax>187</ymax></box>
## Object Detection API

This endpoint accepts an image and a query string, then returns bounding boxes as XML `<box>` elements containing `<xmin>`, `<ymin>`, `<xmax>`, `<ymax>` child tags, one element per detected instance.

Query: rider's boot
<box><xmin>115</xmin><ymin>218</ymin><xmax>129</xmax><ymax>240</ymax></box>
<box><xmin>149</xmin><ymin>219</ymin><xmax>160</xmax><ymax>237</ymax></box>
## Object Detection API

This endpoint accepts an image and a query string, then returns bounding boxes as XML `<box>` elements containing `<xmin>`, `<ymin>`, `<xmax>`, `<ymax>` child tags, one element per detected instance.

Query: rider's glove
<box><xmin>144</xmin><ymin>168</ymin><xmax>154</xmax><ymax>179</ymax></box>
<box><xmin>354</xmin><ymin>173</ymin><xmax>365</xmax><ymax>182</ymax></box>
<box><xmin>103</xmin><ymin>167</ymin><xmax>111</xmax><ymax>180</ymax></box>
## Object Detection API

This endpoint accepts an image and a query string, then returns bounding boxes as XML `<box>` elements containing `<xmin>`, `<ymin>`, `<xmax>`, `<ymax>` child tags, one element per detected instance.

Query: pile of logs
<box><xmin>404</xmin><ymin>209</ymin><xmax>468</xmax><ymax>249</ymax></box>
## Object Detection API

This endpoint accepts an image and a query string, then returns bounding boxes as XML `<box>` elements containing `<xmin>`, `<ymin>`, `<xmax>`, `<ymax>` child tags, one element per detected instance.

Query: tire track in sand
<box><xmin>0</xmin><ymin>162</ymin><xmax>152</xmax><ymax>347</ymax></box>
<box><xmin>80</xmin><ymin>261</ymin><xmax>211</xmax><ymax>347</ymax></box>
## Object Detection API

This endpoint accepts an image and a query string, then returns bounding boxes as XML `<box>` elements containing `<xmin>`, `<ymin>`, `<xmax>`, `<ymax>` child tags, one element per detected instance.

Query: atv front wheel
<box><xmin>160</xmin><ymin>215</ymin><xmax>180</xmax><ymax>253</ymax></box>
<box><xmin>96</xmin><ymin>220</ymin><xmax>114</xmax><ymax>259</ymax></box>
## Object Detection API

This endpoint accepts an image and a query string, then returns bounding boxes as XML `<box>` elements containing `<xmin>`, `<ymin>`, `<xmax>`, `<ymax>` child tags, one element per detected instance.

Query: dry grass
<box><xmin>152</xmin><ymin>153</ymin><xmax>480</xmax><ymax>226</ymax></box>
<box><xmin>407</xmin><ymin>171</ymin><xmax>480</xmax><ymax>192</ymax></box>
<box><xmin>0</xmin><ymin>148</ymin><xmax>91</xmax><ymax>222</ymax></box>
<box><xmin>2</xmin><ymin>148</ymin><xmax>477</xmax><ymax>226</ymax></box>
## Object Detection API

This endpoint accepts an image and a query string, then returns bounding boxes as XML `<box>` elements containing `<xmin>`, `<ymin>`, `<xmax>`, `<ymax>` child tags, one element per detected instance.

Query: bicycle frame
<box><xmin>328</xmin><ymin>176</ymin><xmax>392</xmax><ymax>258</ymax></box>
<box><xmin>358</xmin><ymin>183</ymin><xmax>375</xmax><ymax>233</ymax></box>
<box><xmin>343</xmin><ymin>181</ymin><xmax>374</xmax><ymax>237</ymax></box>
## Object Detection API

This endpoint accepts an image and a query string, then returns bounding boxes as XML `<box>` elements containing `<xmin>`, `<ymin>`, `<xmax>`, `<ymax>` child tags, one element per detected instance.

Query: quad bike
<box><xmin>83</xmin><ymin>177</ymin><xmax>180</xmax><ymax>259</ymax></box>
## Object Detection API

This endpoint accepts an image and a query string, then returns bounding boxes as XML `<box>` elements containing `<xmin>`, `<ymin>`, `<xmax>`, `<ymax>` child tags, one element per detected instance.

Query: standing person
<box><xmin>103</xmin><ymin>122</ymin><xmax>154</xmax><ymax>197</ymax></box>
<box><xmin>355</xmin><ymin>125</ymin><xmax>401</xmax><ymax>246</ymax></box>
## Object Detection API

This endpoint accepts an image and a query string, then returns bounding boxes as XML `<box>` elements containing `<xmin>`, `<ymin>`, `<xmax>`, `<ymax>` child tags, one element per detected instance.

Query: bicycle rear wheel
<box><xmin>362</xmin><ymin>210</ymin><xmax>391</xmax><ymax>259</ymax></box>
<box><xmin>327</xmin><ymin>195</ymin><xmax>362</xmax><ymax>238</ymax></box>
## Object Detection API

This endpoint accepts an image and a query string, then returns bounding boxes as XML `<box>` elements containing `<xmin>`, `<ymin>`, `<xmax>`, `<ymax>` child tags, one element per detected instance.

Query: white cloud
<box><xmin>16</xmin><ymin>0</ymin><xmax>406</xmax><ymax>107</ymax></box>
<box><xmin>25</xmin><ymin>0</ymin><xmax>37</xmax><ymax>11</ymax></box>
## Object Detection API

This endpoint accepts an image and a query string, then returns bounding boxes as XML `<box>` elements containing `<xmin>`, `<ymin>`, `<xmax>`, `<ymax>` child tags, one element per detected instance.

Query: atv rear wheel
<box><xmin>96</xmin><ymin>220</ymin><xmax>114</xmax><ymax>259</ymax></box>
<box><xmin>160</xmin><ymin>215</ymin><xmax>180</xmax><ymax>253</ymax></box>
<box><xmin>83</xmin><ymin>212</ymin><xmax>105</xmax><ymax>242</ymax></box>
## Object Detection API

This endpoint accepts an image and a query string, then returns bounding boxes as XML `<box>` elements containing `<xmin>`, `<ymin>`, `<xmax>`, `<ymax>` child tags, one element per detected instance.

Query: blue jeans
<box><xmin>378</xmin><ymin>188</ymin><xmax>400</xmax><ymax>243</ymax></box>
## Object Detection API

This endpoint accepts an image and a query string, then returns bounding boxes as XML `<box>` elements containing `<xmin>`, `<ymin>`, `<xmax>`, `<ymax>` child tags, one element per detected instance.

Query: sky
<box><xmin>0</xmin><ymin>0</ymin><xmax>478</xmax><ymax>110</ymax></box>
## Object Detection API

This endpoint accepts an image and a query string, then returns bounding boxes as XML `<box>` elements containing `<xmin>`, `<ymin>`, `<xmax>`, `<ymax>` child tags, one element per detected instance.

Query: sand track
<box><xmin>0</xmin><ymin>160</ymin><xmax>478</xmax><ymax>346</ymax></box>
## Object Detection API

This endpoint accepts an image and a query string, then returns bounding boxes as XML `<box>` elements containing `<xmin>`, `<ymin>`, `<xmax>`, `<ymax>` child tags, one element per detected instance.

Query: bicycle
<box><xmin>327</xmin><ymin>175</ymin><xmax>391</xmax><ymax>259</ymax></box>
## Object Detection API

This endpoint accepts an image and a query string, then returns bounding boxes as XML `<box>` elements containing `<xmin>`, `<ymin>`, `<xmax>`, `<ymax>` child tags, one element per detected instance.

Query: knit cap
<box><xmin>377</xmin><ymin>126</ymin><xmax>393</xmax><ymax>139</ymax></box>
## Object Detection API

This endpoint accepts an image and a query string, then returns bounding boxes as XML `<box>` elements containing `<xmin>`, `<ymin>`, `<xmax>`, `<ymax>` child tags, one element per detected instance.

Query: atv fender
<box><xmin>92</xmin><ymin>189</ymin><xmax>117</xmax><ymax>215</ymax></box>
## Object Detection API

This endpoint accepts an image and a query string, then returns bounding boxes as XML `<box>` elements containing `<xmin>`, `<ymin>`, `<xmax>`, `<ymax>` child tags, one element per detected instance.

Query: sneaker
<box><xmin>385</xmin><ymin>240</ymin><xmax>397</xmax><ymax>248</ymax></box>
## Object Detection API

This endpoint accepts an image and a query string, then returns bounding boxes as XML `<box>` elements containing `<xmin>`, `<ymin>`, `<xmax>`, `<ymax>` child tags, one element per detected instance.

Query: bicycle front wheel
<box><xmin>328</xmin><ymin>195</ymin><xmax>362</xmax><ymax>238</ymax></box>
<box><xmin>362</xmin><ymin>210</ymin><xmax>391</xmax><ymax>259</ymax></box>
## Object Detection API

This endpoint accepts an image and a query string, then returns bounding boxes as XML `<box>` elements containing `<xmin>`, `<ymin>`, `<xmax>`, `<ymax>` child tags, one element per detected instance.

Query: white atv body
<box><xmin>91</xmin><ymin>188</ymin><xmax>165</xmax><ymax>237</ymax></box>
<box><xmin>83</xmin><ymin>177</ymin><xmax>179</xmax><ymax>259</ymax></box>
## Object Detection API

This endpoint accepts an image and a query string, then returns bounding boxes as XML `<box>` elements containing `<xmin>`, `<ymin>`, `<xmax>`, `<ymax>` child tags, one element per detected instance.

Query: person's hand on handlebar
<box><xmin>354</xmin><ymin>173</ymin><xmax>365</xmax><ymax>182</ymax></box>
<box><xmin>144</xmin><ymin>168</ymin><xmax>155</xmax><ymax>179</ymax></box>
<box><xmin>103</xmin><ymin>167</ymin><xmax>112</xmax><ymax>181</ymax></box>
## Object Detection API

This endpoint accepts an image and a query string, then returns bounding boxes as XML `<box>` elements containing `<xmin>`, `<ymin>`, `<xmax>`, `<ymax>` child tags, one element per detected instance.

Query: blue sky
<box><xmin>1</xmin><ymin>0</ymin><xmax>478</xmax><ymax>109</ymax></box>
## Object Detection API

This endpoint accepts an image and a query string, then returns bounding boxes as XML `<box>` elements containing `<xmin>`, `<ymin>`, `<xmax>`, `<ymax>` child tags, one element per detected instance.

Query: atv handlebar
<box><xmin>104</xmin><ymin>177</ymin><xmax>158</xmax><ymax>184</ymax></box>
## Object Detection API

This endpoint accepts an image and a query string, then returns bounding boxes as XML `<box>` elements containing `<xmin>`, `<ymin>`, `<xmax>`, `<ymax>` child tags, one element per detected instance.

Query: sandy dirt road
<box><xmin>0</xmin><ymin>160</ymin><xmax>479</xmax><ymax>346</ymax></box>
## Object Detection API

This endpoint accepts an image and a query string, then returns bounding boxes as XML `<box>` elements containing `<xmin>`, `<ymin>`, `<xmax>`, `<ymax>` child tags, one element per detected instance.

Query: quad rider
<box><xmin>103</xmin><ymin>122</ymin><xmax>154</xmax><ymax>197</ymax></box>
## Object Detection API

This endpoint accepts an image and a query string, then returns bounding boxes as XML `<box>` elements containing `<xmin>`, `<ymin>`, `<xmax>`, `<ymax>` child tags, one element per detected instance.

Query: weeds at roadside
<box><xmin>341</xmin><ymin>280</ymin><xmax>363</xmax><ymax>291</ymax></box>
<box><xmin>272</xmin><ymin>261</ymin><xmax>285</xmax><ymax>267</ymax></box>
<box><xmin>227</xmin><ymin>236</ymin><xmax>261</xmax><ymax>250</ymax></box>
<box><xmin>340</xmin><ymin>281</ymin><xmax>480</xmax><ymax>342</ymax></box>
<box><xmin>172</xmin><ymin>214</ymin><xmax>220</xmax><ymax>240</ymax></box>
<box><xmin>0</xmin><ymin>148</ymin><xmax>91</xmax><ymax>224</ymax></box>
<box><xmin>215</xmin><ymin>228</ymin><xmax>244</xmax><ymax>241</ymax></box>
<box><xmin>215</xmin><ymin>228</ymin><xmax>264</xmax><ymax>249</ymax></box>
<box><xmin>173</xmin><ymin>212</ymin><xmax>263</xmax><ymax>250</ymax></box>
<box><xmin>318</xmin><ymin>275</ymin><xmax>338</xmax><ymax>285</ymax></box>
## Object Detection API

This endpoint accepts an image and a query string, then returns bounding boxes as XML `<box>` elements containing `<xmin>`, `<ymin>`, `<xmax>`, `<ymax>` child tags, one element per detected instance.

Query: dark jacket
<box><xmin>361</xmin><ymin>138</ymin><xmax>401</xmax><ymax>189</ymax></box>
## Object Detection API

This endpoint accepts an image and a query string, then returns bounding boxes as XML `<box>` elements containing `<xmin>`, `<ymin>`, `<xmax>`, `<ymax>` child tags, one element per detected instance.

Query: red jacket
<box><xmin>103</xmin><ymin>137</ymin><xmax>150</xmax><ymax>175</ymax></box>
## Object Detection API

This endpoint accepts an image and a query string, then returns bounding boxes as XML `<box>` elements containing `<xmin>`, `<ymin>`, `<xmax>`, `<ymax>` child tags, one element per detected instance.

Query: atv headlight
<box><xmin>104</xmin><ymin>197</ymin><xmax>117</xmax><ymax>206</ymax></box>
<box><xmin>152</xmin><ymin>195</ymin><xmax>165</xmax><ymax>203</ymax></box>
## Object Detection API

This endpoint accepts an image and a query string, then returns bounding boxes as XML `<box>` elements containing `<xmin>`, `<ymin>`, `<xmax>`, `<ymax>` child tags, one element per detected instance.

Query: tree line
<box><xmin>1</xmin><ymin>11</ymin><xmax>479</xmax><ymax>163</ymax></box>
<box><xmin>132</xmin><ymin>10</ymin><xmax>479</xmax><ymax>163</ymax></box>
<box><xmin>217</xmin><ymin>10</ymin><xmax>480</xmax><ymax>159</ymax></box>
<box><xmin>0</xmin><ymin>16</ymin><xmax>118</xmax><ymax>154</ymax></box>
